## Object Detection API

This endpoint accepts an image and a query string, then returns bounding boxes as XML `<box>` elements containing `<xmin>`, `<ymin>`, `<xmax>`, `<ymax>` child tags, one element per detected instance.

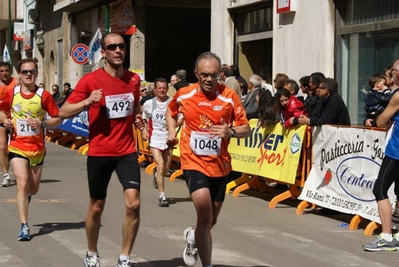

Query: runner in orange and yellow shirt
<box><xmin>0</xmin><ymin>61</ymin><xmax>20</xmax><ymax>187</ymax></box>
<box><xmin>0</xmin><ymin>58</ymin><xmax>61</xmax><ymax>241</ymax></box>
<box><xmin>166</xmin><ymin>52</ymin><xmax>250</xmax><ymax>267</ymax></box>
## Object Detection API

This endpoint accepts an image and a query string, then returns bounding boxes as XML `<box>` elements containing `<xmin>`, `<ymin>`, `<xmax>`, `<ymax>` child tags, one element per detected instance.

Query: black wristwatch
<box><xmin>230</xmin><ymin>128</ymin><xmax>236</xmax><ymax>138</ymax></box>
<box><xmin>41</xmin><ymin>120</ymin><xmax>47</xmax><ymax>128</ymax></box>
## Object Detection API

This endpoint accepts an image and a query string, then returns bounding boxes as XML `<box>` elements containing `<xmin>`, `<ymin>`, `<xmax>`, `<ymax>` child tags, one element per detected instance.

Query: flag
<box><xmin>3</xmin><ymin>44</ymin><xmax>10</xmax><ymax>63</ymax></box>
<box><xmin>88</xmin><ymin>28</ymin><xmax>103</xmax><ymax>65</ymax></box>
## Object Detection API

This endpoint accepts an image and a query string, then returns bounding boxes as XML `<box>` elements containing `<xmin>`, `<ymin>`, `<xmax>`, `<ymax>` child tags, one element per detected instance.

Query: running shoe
<box><xmin>84</xmin><ymin>251</ymin><xmax>101</xmax><ymax>267</ymax></box>
<box><xmin>363</xmin><ymin>234</ymin><xmax>397</xmax><ymax>251</ymax></box>
<box><xmin>1</xmin><ymin>174</ymin><xmax>10</xmax><ymax>187</ymax></box>
<box><xmin>183</xmin><ymin>227</ymin><xmax>198</xmax><ymax>266</ymax></box>
<box><xmin>153</xmin><ymin>168</ymin><xmax>158</xmax><ymax>189</ymax></box>
<box><xmin>18</xmin><ymin>223</ymin><xmax>30</xmax><ymax>241</ymax></box>
<box><xmin>158</xmin><ymin>195</ymin><xmax>169</xmax><ymax>207</ymax></box>
<box><xmin>394</xmin><ymin>233</ymin><xmax>399</xmax><ymax>249</ymax></box>
<box><xmin>115</xmin><ymin>259</ymin><xmax>131</xmax><ymax>267</ymax></box>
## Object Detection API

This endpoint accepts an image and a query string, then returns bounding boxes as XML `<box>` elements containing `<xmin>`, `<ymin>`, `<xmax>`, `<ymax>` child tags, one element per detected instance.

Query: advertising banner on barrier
<box><xmin>57</xmin><ymin>110</ymin><xmax>89</xmax><ymax>138</ymax></box>
<box><xmin>298</xmin><ymin>125</ymin><xmax>395</xmax><ymax>224</ymax></box>
<box><xmin>172</xmin><ymin>119</ymin><xmax>306</xmax><ymax>184</ymax></box>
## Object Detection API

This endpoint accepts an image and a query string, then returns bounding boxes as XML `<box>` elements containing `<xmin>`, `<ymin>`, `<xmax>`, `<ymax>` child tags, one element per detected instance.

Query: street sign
<box><xmin>71</xmin><ymin>44</ymin><xmax>89</xmax><ymax>64</ymax></box>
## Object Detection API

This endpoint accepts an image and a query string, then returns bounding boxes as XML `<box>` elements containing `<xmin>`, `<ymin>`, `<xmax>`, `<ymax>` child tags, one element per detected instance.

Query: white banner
<box><xmin>3</xmin><ymin>44</ymin><xmax>10</xmax><ymax>63</ymax></box>
<box><xmin>88</xmin><ymin>28</ymin><xmax>103</xmax><ymax>65</ymax></box>
<box><xmin>298</xmin><ymin>125</ymin><xmax>396</xmax><ymax>224</ymax></box>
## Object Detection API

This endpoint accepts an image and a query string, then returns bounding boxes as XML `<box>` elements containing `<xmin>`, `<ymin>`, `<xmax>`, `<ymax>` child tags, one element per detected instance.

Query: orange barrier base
<box><xmin>296</xmin><ymin>200</ymin><xmax>317</xmax><ymax>214</ymax></box>
<box><xmin>169</xmin><ymin>169</ymin><xmax>183</xmax><ymax>182</ymax></box>
<box><xmin>226</xmin><ymin>173</ymin><xmax>251</xmax><ymax>194</ymax></box>
<box><xmin>269</xmin><ymin>184</ymin><xmax>300</xmax><ymax>208</ymax></box>
<box><xmin>145</xmin><ymin>162</ymin><xmax>156</xmax><ymax>175</ymax></box>
<box><xmin>78</xmin><ymin>144</ymin><xmax>89</xmax><ymax>154</ymax></box>
<box><xmin>71</xmin><ymin>138</ymin><xmax>88</xmax><ymax>150</ymax></box>
<box><xmin>364</xmin><ymin>221</ymin><xmax>380</xmax><ymax>236</ymax></box>
<box><xmin>232</xmin><ymin>176</ymin><xmax>275</xmax><ymax>197</ymax></box>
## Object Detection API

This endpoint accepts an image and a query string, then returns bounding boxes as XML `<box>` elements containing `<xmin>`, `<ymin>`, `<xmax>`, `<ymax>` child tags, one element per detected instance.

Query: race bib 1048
<box><xmin>190</xmin><ymin>131</ymin><xmax>221</xmax><ymax>156</ymax></box>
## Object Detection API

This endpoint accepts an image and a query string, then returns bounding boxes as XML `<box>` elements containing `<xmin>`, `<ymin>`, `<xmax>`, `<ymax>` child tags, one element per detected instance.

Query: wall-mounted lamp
<box><xmin>80</xmin><ymin>31</ymin><xmax>93</xmax><ymax>37</ymax></box>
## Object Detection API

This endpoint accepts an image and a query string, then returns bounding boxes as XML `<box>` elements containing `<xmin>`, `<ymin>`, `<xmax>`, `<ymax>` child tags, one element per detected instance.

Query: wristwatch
<box><xmin>41</xmin><ymin>120</ymin><xmax>47</xmax><ymax>128</ymax></box>
<box><xmin>230</xmin><ymin>128</ymin><xmax>236</xmax><ymax>138</ymax></box>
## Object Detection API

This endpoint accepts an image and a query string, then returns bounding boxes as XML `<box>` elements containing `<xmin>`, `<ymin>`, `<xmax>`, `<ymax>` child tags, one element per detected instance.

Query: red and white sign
<box><xmin>71</xmin><ymin>44</ymin><xmax>89</xmax><ymax>65</ymax></box>
<box><xmin>276</xmin><ymin>0</ymin><xmax>297</xmax><ymax>14</ymax></box>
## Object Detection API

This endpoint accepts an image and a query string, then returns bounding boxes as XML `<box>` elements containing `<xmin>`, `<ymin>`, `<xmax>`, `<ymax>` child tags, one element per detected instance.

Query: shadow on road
<box><xmin>30</xmin><ymin>221</ymin><xmax>85</xmax><ymax>239</ymax></box>
<box><xmin>40</xmin><ymin>179</ymin><xmax>62</xmax><ymax>183</ymax></box>
<box><xmin>134</xmin><ymin>257</ymin><xmax>270</xmax><ymax>267</ymax></box>
<box><xmin>167</xmin><ymin>197</ymin><xmax>192</xmax><ymax>205</ymax></box>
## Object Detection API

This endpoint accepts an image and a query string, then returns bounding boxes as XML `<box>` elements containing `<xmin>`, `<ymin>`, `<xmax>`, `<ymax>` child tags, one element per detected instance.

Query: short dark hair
<box><xmin>64</xmin><ymin>82</ymin><xmax>71</xmax><ymax>88</ymax></box>
<box><xmin>310</xmin><ymin>72</ymin><xmax>326</xmax><ymax>87</ymax></box>
<box><xmin>154</xmin><ymin>78</ymin><xmax>168</xmax><ymax>88</ymax></box>
<box><xmin>0</xmin><ymin>61</ymin><xmax>11</xmax><ymax>69</ymax></box>
<box><xmin>368</xmin><ymin>73</ymin><xmax>385</xmax><ymax>89</ymax></box>
<box><xmin>299</xmin><ymin>76</ymin><xmax>310</xmax><ymax>89</ymax></box>
<box><xmin>255</xmin><ymin>68</ymin><xmax>270</xmax><ymax>83</ymax></box>
<box><xmin>285</xmin><ymin>79</ymin><xmax>300</xmax><ymax>95</ymax></box>
<box><xmin>221</xmin><ymin>67</ymin><xmax>234</xmax><ymax>77</ymax></box>
<box><xmin>17</xmin><ymin>58</ymin><xmax>38</xmax><ymax>73</ymax></box>
<box><xmin>175</xmin><ymin>69</ymin><xmax>187</xmax><ymax>80</ymax></box>
<box><xmin>321</xmin><ymin>78</ymin><xmax>338</xmax><ymax>94</ymax></box>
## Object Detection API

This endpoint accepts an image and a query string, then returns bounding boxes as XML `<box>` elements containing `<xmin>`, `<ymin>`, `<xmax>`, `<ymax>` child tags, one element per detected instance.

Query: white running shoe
<box><xmin>183</xmin><ymin>227</ymin><xmax>198</xmax><ymax>266</ymax></box>
<box><xmin>84</xmin><ymin>252</ymin><xmax>101</xmax><ymax>267</ymax></box>
<box><xmin>1</xmin><ymin>174</ymin><xmax>10</xmax><ymax>187</ymax></box>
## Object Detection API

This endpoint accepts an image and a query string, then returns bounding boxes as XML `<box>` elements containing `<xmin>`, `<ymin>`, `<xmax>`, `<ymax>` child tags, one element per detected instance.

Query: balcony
<box><xmin>53</xmin><ymin>0</ymin><xmax>98</xmax><ymax>13</ymax></box>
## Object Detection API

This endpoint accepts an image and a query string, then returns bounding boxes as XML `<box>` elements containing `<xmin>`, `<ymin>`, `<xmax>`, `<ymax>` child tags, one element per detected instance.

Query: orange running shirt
<box><xmin>0</xmin><ymin>77</ymin><xmax>17</xmax><ymax>100</ymax></box>
<box><xmin>168</xmin><ymin>83</ymin><xmax>248</xmax><ymax>177</ymax></box>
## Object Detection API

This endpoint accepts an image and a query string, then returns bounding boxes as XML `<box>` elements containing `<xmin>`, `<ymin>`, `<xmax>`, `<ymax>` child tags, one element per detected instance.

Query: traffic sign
<box><xmin>71</xmin><ymin>44</ymin><xmax>89</xmax><ymax>64</ymax></box>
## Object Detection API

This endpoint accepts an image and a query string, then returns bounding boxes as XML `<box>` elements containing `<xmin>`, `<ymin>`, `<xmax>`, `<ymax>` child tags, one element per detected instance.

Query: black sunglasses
<box><xmin>104</xmin><ymin>43</ymin><xmax>126</xmax><ymax>51</ymax></box>
<box><xmin>21</xmin><ymin>69</ymin><xmax>37</xmax><ymax>75</ymax></box>
<box><xmin>140</xmin><ymin>89</ymin><xmax>147</xmax><ymax>92</ymax></box>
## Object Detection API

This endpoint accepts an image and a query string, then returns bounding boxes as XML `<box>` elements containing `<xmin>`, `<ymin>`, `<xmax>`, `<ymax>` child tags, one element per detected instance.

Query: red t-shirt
<box><xmin>67</xmin><ymin>68</ymin><xmax>141</xmax><ymax>156</ymax></box>
<box><xmin>168</xmin><ymin>83</ymin><xmax>249</xmax><ymax>177</ymax></box>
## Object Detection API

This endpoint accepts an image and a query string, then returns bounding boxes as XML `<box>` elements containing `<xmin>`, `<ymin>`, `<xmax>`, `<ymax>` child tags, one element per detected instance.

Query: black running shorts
<box><xmin>183</xmin><ymin>170</ymin><xmax>227</xmax><ymax>202</ymax></box>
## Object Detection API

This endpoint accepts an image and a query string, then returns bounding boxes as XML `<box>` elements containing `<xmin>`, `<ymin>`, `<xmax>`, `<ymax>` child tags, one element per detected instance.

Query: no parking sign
<box><xmin>71</xmin><ymin>44</ymin><xmax>89</xmax><ymax>64</ymax></box>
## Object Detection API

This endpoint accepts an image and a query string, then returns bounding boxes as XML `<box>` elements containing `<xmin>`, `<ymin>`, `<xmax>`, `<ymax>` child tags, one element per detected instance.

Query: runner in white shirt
<box><xmin>142</xmin><ymin>78</ymin><xmax>173</xmax><ymax>207</ymax></box>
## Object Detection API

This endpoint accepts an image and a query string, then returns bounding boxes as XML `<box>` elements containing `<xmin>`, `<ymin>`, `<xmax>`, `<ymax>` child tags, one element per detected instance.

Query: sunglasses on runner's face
<box><xmin>104</xmin><ymin>43</ymin><xmax>126</xmax><ymax>51</ymax></box>
<box><xmin>21</xmin><ymin>69</ymin><xmax>37</xmax><ymax>75</ymax></box>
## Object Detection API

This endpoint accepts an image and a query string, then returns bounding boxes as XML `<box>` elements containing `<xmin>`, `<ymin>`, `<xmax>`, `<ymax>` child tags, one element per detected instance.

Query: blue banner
<box><xmin>56</xmin><ymin>110</ymin><xmax>89</xmax><ymax>138</ymax></box>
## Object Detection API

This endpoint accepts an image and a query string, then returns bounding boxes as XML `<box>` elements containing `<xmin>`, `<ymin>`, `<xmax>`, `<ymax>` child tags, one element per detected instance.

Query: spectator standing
<box><xmin>363</xmin><ymin>58</ymin><xmax>399</xmax><ymax>252</ymax></box>
<box><xmin>58</xmin><ymin>82</ymin><xmax>73</xmax><ymax>106</ymax></box>
<box><xmin>298</xmin><ymin>78</ymin><xmax>351</xmax><ymax>126</ymax></box>
<box><xmin>242</xmin><ymin>74</ymin><xmax>263</xmax><ymax>120</ymax></box>
<box><xmin>0</xmin><ymin>61</ymin><xmax>20</xmax><ymax>187</ymax></box>
<box><xmin>174</xmin><ymin>69</ymin><xmax>190</xmax><ymax>91</ymax></box>
<box><xmin>257</xmin><ymin>88</ymin><xmax>279</xmax><ymax>128</ymax></box>
<box><xmin>220</xmin><ymin>67</ymin><xmax>242</xmax><ymax>100</ymax></box>
<box><xmin>256</xmin><ymin>67</ymin><xmax>274</xmax><ymax>96</ymax></box>
<box><xmin>166</xmin><ymin>52</ymin><xmax>250</xmax><ymax>267</ymax></box>
<box><xmin>230</xmin><ymin>64</ymin><xmax>248</xmax><ymax>93</ymax></box>
<box><xmin>273</xmin><ymin>73</ymin><xmax>289</xmax><ymax>91</ymax></box>
<box><xmin>59</xmin><ymin>33</ymin><xmax>145</xmax><ymax>267</ymax></box>
<box><xmin>38</xmin><ymin>83</ymin><xmax>45</xmax><ymax>89</ymax></box>
<box><xmin>0</xmin><ymin>58</ymin><xmax>61</xmax><ymax>241</ymax></box>
<box><xmin>170</xmin><ymin>74</ymin><xmax>178</xmax><ymax>87</ymax></box>
<box><xmin>142</xmin><ymin>78</ymin><xmax>173</xmax><ymax>207</ymax></box>
<box><xmin>300</xmin><ymin>75</ymin><xmax>322</xmax><ymax>118</ymax></box>
<box><xmin>51</xmin><ymin>84</ymin><xmax>61</xmax><ymax>102</ymax></box>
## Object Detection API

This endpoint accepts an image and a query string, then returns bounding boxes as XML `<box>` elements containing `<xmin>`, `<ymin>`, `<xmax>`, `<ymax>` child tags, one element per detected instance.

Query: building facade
<box><xmin>1</xmin><ymin>0</ymin><xmax>398</xmax><ymax>125</ymax></box>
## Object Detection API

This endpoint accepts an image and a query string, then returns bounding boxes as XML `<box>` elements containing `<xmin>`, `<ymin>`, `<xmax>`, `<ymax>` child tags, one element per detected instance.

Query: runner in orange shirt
<box><xmin>0</xmin><ymin>61</ymin><xmax>20</xmax><ymax>187</ymax></box>
<box><xmin>166</xmin><ymin>52</ymin><xmax>250</xmax><ymax>267</ymax></box>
